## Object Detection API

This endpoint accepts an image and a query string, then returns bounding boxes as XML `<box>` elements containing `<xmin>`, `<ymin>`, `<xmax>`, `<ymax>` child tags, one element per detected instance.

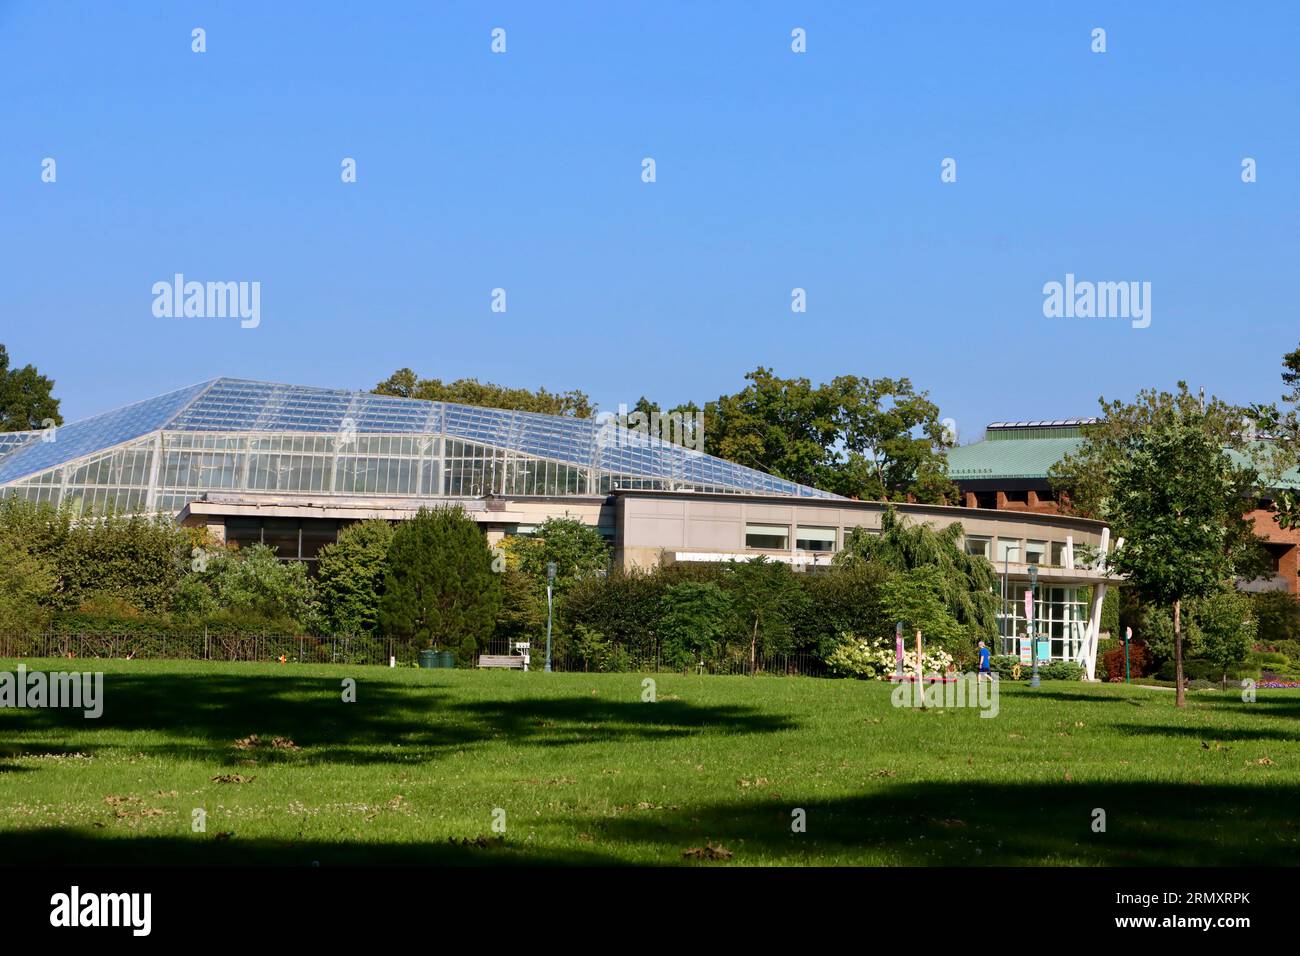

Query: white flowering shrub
<box><xmin>826</xmin><ymin>632</ymin><xmax>954</xmax><ymax>680</ymax></box>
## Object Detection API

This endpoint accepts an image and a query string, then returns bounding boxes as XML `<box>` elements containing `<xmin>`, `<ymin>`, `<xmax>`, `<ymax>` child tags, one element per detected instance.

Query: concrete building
<box><xmin>0</xmin><ymin>378</ymin><xmax>1121</xmax><ymax>671</ymax></box>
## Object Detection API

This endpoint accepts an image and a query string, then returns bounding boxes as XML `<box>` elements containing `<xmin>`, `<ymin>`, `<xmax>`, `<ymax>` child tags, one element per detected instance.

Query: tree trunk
<box><xmin>1173</xmin><ymin>598</ymin><xmax>1186</xmax><ymax>708</ymax></box>
<box><xmin>750</xmin><ymin>616</ymin><xmax>759</xmax><ymax>677</ymax></box>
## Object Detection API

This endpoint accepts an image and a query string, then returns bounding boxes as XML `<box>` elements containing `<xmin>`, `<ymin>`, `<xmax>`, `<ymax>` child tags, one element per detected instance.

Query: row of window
<box><xmin>743</xmin><ymin>523</ymin><xmax>1080</xmax><ymax>568</ymax></box>
<box><xmin>965</xmin><ymin>536</ymin><xmax>1073</xmax><ymax>567</ymax></box>
<box><xmin>744</xmin><ymin>523</ymin><xmax>841</xmax><ymax>552</ymax></box>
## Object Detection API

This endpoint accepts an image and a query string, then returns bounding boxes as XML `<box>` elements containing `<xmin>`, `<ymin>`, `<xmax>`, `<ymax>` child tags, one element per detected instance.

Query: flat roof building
<box><xmin>0</xmin><ymin>379</ymin><xmax>1122</xmax><ymax>671</ymax></box>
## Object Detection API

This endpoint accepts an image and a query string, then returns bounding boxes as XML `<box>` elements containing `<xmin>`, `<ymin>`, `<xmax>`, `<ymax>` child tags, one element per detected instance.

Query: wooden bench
<box><xmin>477</xmin><ymin>654</ymin><xmax>526</xmax><ymax>670</ymax></box>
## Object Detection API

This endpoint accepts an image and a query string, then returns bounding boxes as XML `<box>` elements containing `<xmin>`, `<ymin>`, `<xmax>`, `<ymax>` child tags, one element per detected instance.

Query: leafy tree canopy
<box><xmin>1051</xmin><ymin>382</ymin><xmax>1259</xmax><ymax>520</ymax></box>
<box><xmin>373</xmin><ymin>368</ymin><xmax>594</xmax><ymax>418</ymax></box>
<box><xmin>0</xmin><ymin>344</ymin><xmax>62</xmax><ymax>432</ymax></box>
<box><xmin>681</xmin><ymin>368</ymin><xmax>955</xmax><ymax>502</ymax></box>
<box><xmin>315</xmin><ymin>519</ymin><xmax>395</xmax><ymax>634</ymax></box>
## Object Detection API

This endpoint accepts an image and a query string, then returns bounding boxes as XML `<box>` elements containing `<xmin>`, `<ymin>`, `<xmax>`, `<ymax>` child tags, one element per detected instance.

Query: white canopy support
<box><xmin>1078</xmin><ymin>530</ymin><xmax>1121</xmax><ymax>680</ymax></box>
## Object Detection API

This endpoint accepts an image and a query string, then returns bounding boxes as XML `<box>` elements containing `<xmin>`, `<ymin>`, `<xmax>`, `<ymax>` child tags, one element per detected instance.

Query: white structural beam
<box><xmin>1080</xmin><ymin>530</ymin><xmax>1123</xmax><ymax>681</ymax></box>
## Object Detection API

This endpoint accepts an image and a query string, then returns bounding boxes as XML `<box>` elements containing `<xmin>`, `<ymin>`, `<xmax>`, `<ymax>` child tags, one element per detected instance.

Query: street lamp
<box><xmin>544</xmin><ymin>561</ymin><xmax>557</xmax><ymax>673</ymax></box>
<box><xmin>1028</xmin><ymin>563</ymin><xmax>1041</xmax><ymax>688</ymax></box>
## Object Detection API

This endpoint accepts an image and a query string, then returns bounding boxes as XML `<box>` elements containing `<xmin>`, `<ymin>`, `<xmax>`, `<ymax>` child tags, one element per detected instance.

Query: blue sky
<box><xmin>3</xmin><ymin>1</ymin><xmax>1297</xmax><ymax>441</ymax></box>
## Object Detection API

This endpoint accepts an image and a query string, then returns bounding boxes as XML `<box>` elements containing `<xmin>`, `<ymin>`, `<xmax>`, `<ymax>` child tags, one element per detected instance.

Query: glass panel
<box><xmin>746</xmin><ymin>523</ymin><xmax>789</xmax><ymax>549</ymax></box>
<box><xmin>262</xmin><ymin>518</ymin><xmax>300</xmax><ymax>559</ymax></box>
<box><xmin>795</xmin><ymin>526</ymin><xmax>836</xmax><ymax>551</ymax></box>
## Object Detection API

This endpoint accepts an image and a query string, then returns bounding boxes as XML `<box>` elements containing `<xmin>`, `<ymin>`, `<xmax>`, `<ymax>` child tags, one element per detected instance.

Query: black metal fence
<box><xmin>2</xmin><ymin>632</ymin><xmax>828</xmax><ymax>677</ymax></box>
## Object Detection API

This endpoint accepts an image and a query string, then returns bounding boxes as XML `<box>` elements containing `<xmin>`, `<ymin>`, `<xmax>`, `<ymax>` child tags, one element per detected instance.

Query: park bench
<box><xmin>477</xmin><ymin>654</ymin><xmax>527</xmax><ymax>670</ymax></box>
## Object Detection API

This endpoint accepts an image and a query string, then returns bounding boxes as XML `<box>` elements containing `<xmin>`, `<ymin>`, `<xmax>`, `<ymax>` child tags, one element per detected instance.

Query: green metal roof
<box><xmin>945</xmin><ymin>437</ymin><xmax>1084</xmax><ymax>481</ymax></box>
<box><xmin>948</xmin><ymin>435</ymin><xmax>1300</xmax><ymax>490</ymax></box>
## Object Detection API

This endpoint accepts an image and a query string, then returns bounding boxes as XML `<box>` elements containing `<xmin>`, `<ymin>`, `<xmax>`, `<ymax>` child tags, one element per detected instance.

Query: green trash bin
<box><xmin>418</xmin><ymin>649</ymin><xmax>439</xmax><ymax>669</ymax></box>
<box><xmin>436</xmin><ymin>651</ymin><xmax>455</xmax><ymax>669</ymax></box>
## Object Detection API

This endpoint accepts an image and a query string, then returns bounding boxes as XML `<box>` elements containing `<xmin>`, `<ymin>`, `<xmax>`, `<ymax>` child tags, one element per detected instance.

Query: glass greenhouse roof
<box><xmin>0</xmin><ymin>377</ymin><xmax>840</xmax><ymax>499</ymax></box>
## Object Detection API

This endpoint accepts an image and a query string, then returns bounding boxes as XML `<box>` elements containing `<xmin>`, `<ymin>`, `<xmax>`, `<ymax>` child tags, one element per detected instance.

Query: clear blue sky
<box><xmin>3</xmin><ymin>1</ymin><xmax>1297</xmax><ymax>441</ymax></box>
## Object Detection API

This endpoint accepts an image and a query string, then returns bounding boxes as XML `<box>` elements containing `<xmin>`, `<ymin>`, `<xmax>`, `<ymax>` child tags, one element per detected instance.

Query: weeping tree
<box><xmin>834</xmin><ymin>508</ymin><xmax>998</xmax><ymax>639</ymax></box>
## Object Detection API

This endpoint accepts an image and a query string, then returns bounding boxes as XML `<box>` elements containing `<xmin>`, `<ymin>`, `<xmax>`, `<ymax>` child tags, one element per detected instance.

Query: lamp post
<box><xmin>544</xmin><ymin>561</ymin><xmax>556</xmax><ymax>673</ymax></box>
<box><xmin>1124</xmin><ymin>625</ymin><xmax>1132</xmax><ymax>684</ymax></box>
<box><xmin>1028</xmin><ymin>563</ymin><xmax>1041</xmax><ymax>688</ymax></box>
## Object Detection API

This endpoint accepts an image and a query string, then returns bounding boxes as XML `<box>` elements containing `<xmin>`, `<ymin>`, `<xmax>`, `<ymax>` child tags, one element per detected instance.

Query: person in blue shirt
<box><xmin>976</xmin><ymin>641</ymin><xmax>992</xmax><ymax>682</ymax></box>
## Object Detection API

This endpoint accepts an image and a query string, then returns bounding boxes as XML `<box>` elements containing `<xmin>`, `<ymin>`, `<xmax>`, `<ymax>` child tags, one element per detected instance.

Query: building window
<box><xmin>965</xmin><ymin>536</ymin><xmax>991</xmax><ymax>559</ymax></box>
<box><xmin>975</xmin><ymin>491</ymin><xmax>997</xmax><ymax>509</ymax></box>
<box><xmin>746</xmin><ymin>523</ymin><xmax>789</xmax><ymax>550</ymax></box>
<box><xmin>1025</xmin><ymin>540</ymin><xmax>1047</xmax><ymax>565</ymax></box>
<box><xmin>795</xmin><ymin>526</ymin><xmax>836</xmax><ymax>552</ymax></box>
<box><xmin>1050</xmin><ymin>541</ymin><xmax>1068</xmax><ymax>567</ymax></box>
<box><xmin>996</xmin><ymin>539</ymin><xmax>1021</xmax><ymax>564</ymax></box>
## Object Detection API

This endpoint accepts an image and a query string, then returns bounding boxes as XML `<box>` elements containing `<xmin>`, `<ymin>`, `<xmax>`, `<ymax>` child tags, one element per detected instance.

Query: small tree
<box><xmin>378</xmin><ymin>506</ymin><xmax>501</xmax><ymax>662</ymax></box>
<box><xmin>725</xmin><ymin>558</ymin><xmax>807</xmax><ymax>674</ymax></box>
<box><xmin>1103</xmin><ymin>407</ymin><xmax>1262</xmax><ymax>706</ymax></box>
<box><xmin>508</xmin><ymin>517</ymin><xmax>610</xmax><ymax>600</ymax></box>
<box><xmin>659</xmin><ymin>580</ymin><xmax>732</xmax><ymax>670</ymax></box>
<box><xmin>1195</xmin><ymin>589</ymin><xmax>1257</xmax><ymax>689</ymax></box>
<box><xmin>878</xmin><ymin>566</ymin><xmax>966</xmax><ymax>661</ymax></box>
<box><xmin>315</xmin><ymin>519</ymin><xmax>394</xmax><ymax>634</ymax></box>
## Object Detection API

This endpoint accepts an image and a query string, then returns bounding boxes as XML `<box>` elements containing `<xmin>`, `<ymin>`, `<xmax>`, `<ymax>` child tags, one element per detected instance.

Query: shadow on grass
<box><xmin>0</xmin><ymin>672</ymin><xmax>794</xmax><ymax>766</ymax></box>
<box><xmin>593</xmin><ymin>780</ymin><xmax>1300</xmax><ymax>866</ymax></box>
<box><xmin>1</xmin><ymin>780</ymin><xmax>1294</xmax><ymax>866</ymax></box>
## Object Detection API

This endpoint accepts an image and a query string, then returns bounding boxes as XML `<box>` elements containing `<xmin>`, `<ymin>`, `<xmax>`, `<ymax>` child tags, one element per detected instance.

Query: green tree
<box><xmin>878</xmin><ymin>566</ymin><xmax>965</xmax><ymax>653</ymax></box>
<box><xmin>695</xmin><ymin>368</ymin><xmax>955</xmax><ymax>501</ymax></box>
<box><xmin>1102</xmin><ymin>405</ymin><xmax>1264</xmax><ymax>706</ymax></box>
<box><xmin>0</xmin><ymin>345</ymin><xmax>62</xmax><ymax>432</ymax></box>
<box><xmin>1142</xmin><ymin>589</ymin><xmax>1256</xmax><ymax>688</ymax></box>
<box><xmin>0</xmin><ymin>524</ymin><xmax>58</xmax><ymax>633</ymax></box>
<box><xmin>834</xmin><ymin>508</ymin><xmax>998</xmax><ymax>639</ymax></box>
<box><xmin>507</xmin><ymin>517</ymin><xmax>610</xmax><ymax>602</ymax></box>
<box><xmin>659</xmin><ymin>580</ymin><xmax>733</xmax><ymax>670</ymax></box>
<box><xmin>185</xmin><ymin>543</ymin><xmax>318</xmax><ymax>632</ymax></box>
<box><xmin>58</xmin><ymin>511</ymin><xmax>188</xmax><ymax>614</ymax></box>
<box><xmin>1195</xmin><ymin>589</ymin><xmax>1257</xmax><ymax>688</ymax></box>
<box><xmin>494</xmin><ymin>567</ymin><xmax>545</xmax><ymax>653</ymax></box>
<box><xmin>373</xmin><ymin>368</ymin><xmax>594</xmax><ymax>418</ymax></box>
<box><xmin>315</xmin><ymin>519</ymin><xmax>394</xmax><ymax>634</ymax></box>
<box><xmin>378</xmin><ymin>506</ymin><xmax>502</xmax><ymax>661</ymax></box>
<box><xmin>827</xmin><ymin>375</ymin><xmax>956</xmax><ymax>502</ymax></box>
<box><xmin>1051</xmin><ymin>382</ymin><xmax>1255</xmax><ymax>519</ymax></box>
<box><xmin>724</xmin><ymin>558</ymin><xmax>807</xmax><ymax>674</ymax></box>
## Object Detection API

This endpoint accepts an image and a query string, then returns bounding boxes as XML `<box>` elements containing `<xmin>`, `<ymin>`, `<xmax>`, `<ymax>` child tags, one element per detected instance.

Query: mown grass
<box><xmin>1</xmin><ymin>658</ymin><xmax>1298</xmax><ymax>865</ymax></box>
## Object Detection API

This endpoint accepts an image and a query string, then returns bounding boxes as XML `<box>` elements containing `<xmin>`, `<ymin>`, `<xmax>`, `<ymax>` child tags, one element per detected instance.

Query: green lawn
<box><xmin>2</xmin><ymin>658</ymin><xmax>1298</xmax><ymax>865</ymax></box>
